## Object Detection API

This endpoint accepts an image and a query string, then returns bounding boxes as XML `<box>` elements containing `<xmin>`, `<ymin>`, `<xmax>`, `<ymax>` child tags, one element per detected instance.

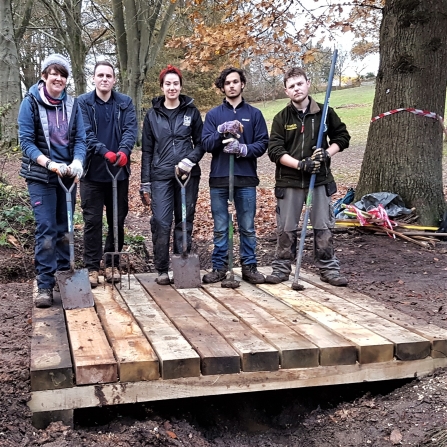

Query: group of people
<box><xmin>18</xmin><ymin>53</ymin><xmax>350</xmax><ymax>309</ymax></box>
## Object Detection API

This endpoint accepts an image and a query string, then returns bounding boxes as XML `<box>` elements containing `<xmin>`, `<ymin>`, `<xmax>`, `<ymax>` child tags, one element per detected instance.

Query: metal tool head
<box><xmin>171</xmin><ymin>253</ymin><xmax>201</xmax><ymax>289</ymax></box>
<box><xmin>55</xmin><ymin>268</ymin><xmax>95</xmax><ymax>310</ymax></box>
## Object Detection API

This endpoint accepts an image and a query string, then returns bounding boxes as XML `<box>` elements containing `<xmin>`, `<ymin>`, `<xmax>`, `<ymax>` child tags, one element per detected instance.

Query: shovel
<box><xmin>171</xmin><ymin>170</ymin><xmax>201</xmax><ymax>289</ymax></box>
<box><xmin>55</xmin><ymin>176</ymin><xmax>95</xmax><ymax>310</ymax></box>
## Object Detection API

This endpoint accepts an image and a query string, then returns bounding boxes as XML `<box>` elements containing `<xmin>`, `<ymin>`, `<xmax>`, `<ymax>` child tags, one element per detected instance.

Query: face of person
<box><xmin>93</xmin><ymin>65</ymin><xmax>116</xmax><ymax>94</ymax></box>
<box><xmin>284</xmin><ymin>75</ymin><xmax>310</xmax><ymax>106</ymax></box>
<box><xmin>44</xmin><ymin>70</ymin><xmax>67</xmax><ymax>98</ymax></box>
<box><xmin>162</xmin><ymin>73</ymin><xmax>182</xmax><ymax>100</ymax></box>
<box><xmin>222</xmin><ymin>72</ymin><xmax>244</xmax><ymax>99</ymax></box>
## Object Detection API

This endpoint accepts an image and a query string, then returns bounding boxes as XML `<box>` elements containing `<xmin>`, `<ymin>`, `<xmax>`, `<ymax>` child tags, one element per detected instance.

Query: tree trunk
<box><xmin>0</xmin><ymin>0</ymin><xmax>21</xmax><ymax>148</ymax></box>
<box><xmin>356</xmin><ymin>0</ymin><xmax>447</xmax><ymax>226</ymax></box>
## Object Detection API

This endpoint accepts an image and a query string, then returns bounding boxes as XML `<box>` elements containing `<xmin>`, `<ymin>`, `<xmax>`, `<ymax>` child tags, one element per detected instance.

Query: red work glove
<box><xmin>104</xmin><ymin>151</ymin><xmax>117</xmax><ymax>164</ymax></box>
<box><xmin>114</xmin><ymin>151</ymin><xmax>128</xmax><ymax>167</ymax></box>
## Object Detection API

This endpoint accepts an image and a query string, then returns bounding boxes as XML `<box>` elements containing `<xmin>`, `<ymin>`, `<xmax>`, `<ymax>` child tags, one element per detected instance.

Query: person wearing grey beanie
<box><xmin>17</xmin><ymin>52</ymin><xmax>86</xmax><ymax>308</ymax></box>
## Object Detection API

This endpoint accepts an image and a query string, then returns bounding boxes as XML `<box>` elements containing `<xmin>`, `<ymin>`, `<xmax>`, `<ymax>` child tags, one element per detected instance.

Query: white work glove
<box><xmin>47</xmin><ymin>161</ymin><xmax>69</xmax><ymax>177</ymax></box>
<box><xmin>222</xmin><ymin>138</ymin><xmax>248</xmax><ymax>157</ymax></box>
<box><xmin>68</xmin><ymin>159</ymin><xmax>84</xmax><ymax>179</ymax></box>
<box><xmin>175</xmin><ymin>158</ymin><xmax>196</xmax><ymax>180</ymax></box>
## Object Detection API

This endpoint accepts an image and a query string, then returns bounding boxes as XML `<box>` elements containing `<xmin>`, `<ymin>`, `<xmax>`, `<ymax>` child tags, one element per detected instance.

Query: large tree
<box><xmin>355</xmin><ymin>0</ymin><xmax>447</xmax><ymax>225</ymax></box>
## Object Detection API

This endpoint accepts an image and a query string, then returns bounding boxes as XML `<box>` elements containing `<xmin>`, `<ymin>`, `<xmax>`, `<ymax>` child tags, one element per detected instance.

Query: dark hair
<box><xmin>94</xmin><ymin>61</ymin><xmax>115</xmax><ymax>75</ymax></box>
<box><xmin>159</xmin><ymin>65</ymin><xmax>183</xmax><ymax>87</ymax></box>
<box><xmin>42</xmin><ymin>64</ymin><xmax>69</xmax><ymax>79</ymax></box>
<box><xmin>283</xmin><ymin>67</ymin><xmax>308</xmax><ymax>87</ymax></box>
<box><xmin>214</xmin><ymin>67</ymin><xmax>246</xmax><ymax>90</ymax></box>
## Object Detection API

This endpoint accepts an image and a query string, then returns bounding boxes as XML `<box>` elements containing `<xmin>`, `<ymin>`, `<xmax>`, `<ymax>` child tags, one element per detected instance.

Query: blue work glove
<box><xmin>175</xmin><ymin>158</ymin><xmax>195</xmax><ymax>180</ymax></box>
<box><xmin>68</xmin><ymin>159</ymin><xmax>83</xmax><ymax>179</ymax></box>
<box><xmin>222</xmin><ymin>138</ymin><xmax>248</xmax><ymax>157</ymax></box>
<box><xmin>217</xmin><ymin>120</ymin><xmax>243</xmax><ymax>137</ymax></box>
<box><xmin>139</xmin><ymin>182</ymin><xmax>151</xmax><ymax>206</ymax></box>
<box><xmin>297</xmin><ymin>157</ymin><xmax>320</xmax><ymax>174</ymax></box>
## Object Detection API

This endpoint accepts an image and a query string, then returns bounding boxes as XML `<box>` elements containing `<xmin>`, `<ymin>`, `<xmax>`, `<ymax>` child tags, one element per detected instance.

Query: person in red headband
<box><xmin>140</xmin><ymin>65</ymin><xmax>205</xmax><ymax>285</ymax></box>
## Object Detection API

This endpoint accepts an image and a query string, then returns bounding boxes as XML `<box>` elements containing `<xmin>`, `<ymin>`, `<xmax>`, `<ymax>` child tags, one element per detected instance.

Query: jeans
<box><xmin>27</xmin><ymin>178</ymin><xmax>76</xmax><ymax>289</ymax></box>
<box><xmin>80</xmin><ymin>178</ymin><xmax>129</xmax><ymax>271</ymax></box>
<box><xmin>210</xmin><ymin>186</ymin><xmax>257</xmax><ymax>270</ymax></box>
<box><xmin>150</xmin><ymin>177</ymin><xmax>200</xmax><ymax>273</ymax></box>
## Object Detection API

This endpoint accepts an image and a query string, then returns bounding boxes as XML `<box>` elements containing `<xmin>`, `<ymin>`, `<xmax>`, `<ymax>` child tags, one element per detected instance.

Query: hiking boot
<box><xmin>320</xmin><ymin>271</ymin><xmax>348</xmax><ymax>287</ymax></box>
<box><xmin>105</xmin><ymin>267</ymin><xmax>121</xmax><ymax>283</ymax></box>
<box><xmin>156</xmin><ymin>272</ymin><xmax>171</xmax><ymax>285</ymax></box>
<box><xmin>89</xmin><ymin>271</ymin><xmax>99</xmax><ymax>288</ymax></box>
<box><xmin>241</xmin><ymin>264</ymin><xmax>265</xmax><ymax>284</ymax></box>
<box><xmin>264</xmin><ymin>272</ymin><xmax>289</xmax><ymax>284</ymax></box>
<box><xmin>53</xmin><ymin>281</ymin><xmax>60</xmax><ymax>293</ymax></box>
<box><xmin>35</xmin><ymin>288</ymin><xmax>53</xmax><ymax>308</ymax></box>
<box><xmin>202</xmin><ymin>269</ymin><xmax>227</xmax><ymax>284</ymax></box>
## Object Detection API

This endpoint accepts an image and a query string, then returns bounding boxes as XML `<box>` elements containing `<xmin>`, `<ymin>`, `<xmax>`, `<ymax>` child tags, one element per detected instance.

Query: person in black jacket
<box><xmin>140</xmin><ymin>65</ymin><xmax>204</xmax><ymax>285</ymax></box>
<box><xmin>17</xmin><ymin>53</ymin><xmax>86</xmax><ymax>308</ymax></box>
<box><xmin>78</xmin><ymin>61</ymin><xmax>137</xmax><ymax>287</ymax></box>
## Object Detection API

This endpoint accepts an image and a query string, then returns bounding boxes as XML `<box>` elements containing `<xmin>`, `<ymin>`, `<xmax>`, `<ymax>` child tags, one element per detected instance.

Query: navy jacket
<box><xmin>141</xmin><ymin>95</ymin><xmax>204</xmax><ymax>183</ymax></box>
<box><xmin>202</xmin><ymin>98</ymin><xmax>268</xmax><ymax>187</ymax></box>
<box><xmin>78</xmin><ymin>89</ymin><xmax>137</xmax><ymax>179</ymax></box>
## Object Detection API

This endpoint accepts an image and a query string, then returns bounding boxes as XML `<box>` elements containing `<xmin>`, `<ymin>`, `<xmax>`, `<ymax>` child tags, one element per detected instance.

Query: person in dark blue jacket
<box><xmin>18</xmin><ymin>53</ymin><xmax>86</xmax><ymax>308</ymax></box>
<box><xmin>78</xmin><ymin>61</ymin><xmax>137</xmax><ymax>287</ymax></box>
<box><xmin>140</xmin><ymin>65</ymin><xmax>204</xmax><ymax>285</ymax></box>
<box><xmin>202</xmin><ymin>67</ymin><xmax>269</xmax><ymax>284</ymax></box>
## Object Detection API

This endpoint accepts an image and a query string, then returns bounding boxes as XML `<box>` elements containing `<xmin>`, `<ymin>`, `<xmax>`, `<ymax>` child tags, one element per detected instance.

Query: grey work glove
<box><xmin>139</xmin><ymin>182</ymin><xmax>151</xmax><ymax>206</ymax></box>
<box><xmin>175</xmin><ymin>158</ymin><xmax>195</xmax><ymax>180</ymax></box>
<box><xmin>222</xmin><ymin>138</ymin><xmax>248</xmax><ymax>157</ymax></box>
<box><xmin>217</xmin><ymin>120</ymin><xmax>244</xmax><ymax>138</ymax></box>
<box><xmin>68</xmin><ymin>159</ymin><xmax>83</xmax><ymax>179</ymax></box>
<box><xmin>47</xmin><ymin>161</ymin><xmax>70</xmax><ymax>177</ymax></box>
<box><xmin>311</xmin><ymin>148</ymin><xmax>331</xmax><ymax>164</ymax></box>
<box><xmin>297</xmin><ymin>157</ymin><xmax>320</xmax><ymax>174</ymax></box>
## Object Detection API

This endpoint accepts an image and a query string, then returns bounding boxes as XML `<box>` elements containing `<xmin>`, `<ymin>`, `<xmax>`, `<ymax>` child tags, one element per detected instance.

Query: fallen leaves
<box><xmin>390</xmin><ymin>428</ymin><xmax>402</xmax><ymax>444</ymax></box>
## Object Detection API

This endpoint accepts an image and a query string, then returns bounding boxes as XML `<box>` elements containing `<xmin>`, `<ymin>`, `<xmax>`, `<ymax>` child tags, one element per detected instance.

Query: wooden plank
<box><xmin>28</xmin><ymin>357</ymin><xmax>447</xmax><ymax>413</ymax></box>
<box><xmin>137</xmin><ymin>273</ymin><xmax>240</xmax><ymax>375</ymax></box>
<box><xmin>93</xmin><ymin>281</ymin><xmax>159</xmax><ymax>382</ymax></box>
<box><xmin>298</xmin><ymin>270</ymin><xmax>447</xmax><ymax>358</ymax></box>
<box><xmin>65</xmin><ymin>307</ymin><xmax>117</xmax><ymax>385</ymax></box>
<box><xmin>176</xmin><ymin>287</ymin><xmax>279</xmax><ymax>372</ymax></box>
<box><xmin>258</xmin><ymin>282</ymin><xmax>394</xmax><ymax>364</ymax></box>
<box><xmin>30</xmin><ymin>285</ymin><xmax>73</xmax><ymax>391</ymax></box>
<box><xmin>202</xmin><ymin>282</ymin><xmax>319</xmax><ymax>369</ymax></box>
<box><xmin>116</xmin><ymin>275</ymin><xmax>200</xmax><ymax>379</ymax></box>
<box><xmin>231</xmin><ymin>271</ymin><xmax>357</xmax><ymax>366</ymax></box>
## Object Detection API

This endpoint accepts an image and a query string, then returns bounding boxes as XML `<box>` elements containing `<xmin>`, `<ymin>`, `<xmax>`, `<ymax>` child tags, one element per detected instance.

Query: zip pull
<box><xmin>301</xmin><ymin>124</ymin><xmax>304</xmax><ymax>134</ymax></box>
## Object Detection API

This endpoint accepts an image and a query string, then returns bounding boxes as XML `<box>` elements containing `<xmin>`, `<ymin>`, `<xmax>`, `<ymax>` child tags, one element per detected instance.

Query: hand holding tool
<box><xmin>47</xmin><ymin>161</ymin><xmax>69</xmax><ymax>177</ymax></box>
<box><xmin>68</xmin><ymin>159</ymin><xmax>83</xmax><ymax>179</ymax></box>
<box><xmin>217</xmin><ymin>120</ymin><xmax>244</xmax><ymax>137</ymax></box>
<box><xmin>297</xmin><ymin>157</ymin><xmax>320</xmax><ymax>174</ymax></box>
<box><xmin>222</xmin><ymin>138</ymin><xmax>247</xmax><ymax>157</ymax></box>
<box><xmin>175</xmin><ymin>158</ymin><xmax>195</xmax><ymax>180</ymax></box>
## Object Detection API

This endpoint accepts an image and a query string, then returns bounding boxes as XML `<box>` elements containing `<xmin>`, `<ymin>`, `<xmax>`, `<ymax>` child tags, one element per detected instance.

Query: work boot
<box><xmin>241</xmin><ymin>264</ymin><xmax>265</xmax><ymax>284</ymax></box>
<box><xmin>156</xmin><ymin>272</ymin><xmax>171</xmax><ymax>285</ymax></box>
<box><xmin>202</xmin><ymin>269</ymin><xmax>227</xmax><ymax>284</ymax></box>
<box><xmin>105</xmin><ymin>267</ymin><xmax>121</xmax><ymax>284</ymax></box>
<box><xmin>320</xmin><ymin>270</ymin><xmax>348</xmax><ymax>287</ymax></box>
<box><xmin>264</xmin><ymin>271</ymin><xmax>289</xmax><ymax>284</ymax></box>
<box><xmin>89</xmin><ymin>270</ymin><xmax>99</xmax><ymax>288</ymax></box>
<box><xmin>35</xmin><ymin>288</ymin><xmax>53</xmax><ymax>308</ymax></box>
<box><xmin>53</xmin><ymin>281</ymin><xmax>60</xmax><ymax>293</ymax></box>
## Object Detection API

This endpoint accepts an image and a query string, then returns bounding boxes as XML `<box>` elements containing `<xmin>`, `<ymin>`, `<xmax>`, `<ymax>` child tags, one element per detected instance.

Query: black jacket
<box><xmin>141</xmin><ymin>95</ymin><xmax>204</xmax><ymax>183</ymax></box>
<box><xmin>268</xmin><ymin>97</ymin><xmax>350</xmax><ymax>188</ymax></box>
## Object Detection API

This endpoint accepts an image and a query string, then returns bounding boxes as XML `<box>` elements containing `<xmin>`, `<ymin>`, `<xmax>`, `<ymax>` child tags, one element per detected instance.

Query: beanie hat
<box><xmin>41</xmin><ymin>53</ymin><xmax>72</xmax><ymax>78</ymax></box>
<box><xmin>159</xmin><ymin>65</ymin><xmax>182</xmax><ymax>86</ymax></box>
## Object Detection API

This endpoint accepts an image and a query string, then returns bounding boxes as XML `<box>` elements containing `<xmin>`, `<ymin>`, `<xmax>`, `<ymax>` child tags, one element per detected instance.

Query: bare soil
<box><xmin>1</xmin><ymin>149</ymin><xmax>447</xmax><ymax>446</ymax></box>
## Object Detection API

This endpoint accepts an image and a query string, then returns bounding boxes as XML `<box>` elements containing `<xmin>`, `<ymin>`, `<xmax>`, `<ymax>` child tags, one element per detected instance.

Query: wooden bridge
<box><xmin>28</xmin><ymin>268</ymin><xmax>447</xmax><ymax>428</ymax></box>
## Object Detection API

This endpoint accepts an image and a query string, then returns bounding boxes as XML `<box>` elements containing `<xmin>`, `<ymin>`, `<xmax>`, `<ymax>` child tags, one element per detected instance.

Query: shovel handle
<box><xmin>58</xmin><ymin>176</ymin><xmax>77</xmax><ymax>271</ymax></box>
<box><xmin>174</xmin><ymin>167</ymin><xmax>190</xmax><ymax>256</ymax></box>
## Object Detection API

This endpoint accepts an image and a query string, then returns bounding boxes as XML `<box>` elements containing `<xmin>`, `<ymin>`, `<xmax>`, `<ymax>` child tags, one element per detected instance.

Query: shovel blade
<box><xmin>55</xmin><ymin>268</ymin><xmax>95</xmax><ymax>310</ymax></box>
<box><xmin>171</xmin><ymin>253</ymin><xmax>201</xmax><ymax>289</ymax></box>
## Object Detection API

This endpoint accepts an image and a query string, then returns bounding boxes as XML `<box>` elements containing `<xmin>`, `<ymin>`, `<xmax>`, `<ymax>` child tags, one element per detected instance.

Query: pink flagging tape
<box><xmin>371</xmin><ymin>107</ymin><xmax>447</xmax><ymax>137</ymax></box>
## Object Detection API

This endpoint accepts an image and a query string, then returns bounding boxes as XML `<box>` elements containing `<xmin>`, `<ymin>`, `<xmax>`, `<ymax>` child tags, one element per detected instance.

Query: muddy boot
<box><xmin>156</xmin><ymin>272</ymin><xmax>171</xmax><ymax>285</ymax></box>
<box><xmin>241</xmin><ymin>264</ymin><xmax>265</xmax><ymax>284</ymax></box>
<box><xmin>202</xmin><ymin>269</ymin><xmax>227</xmax><ymax>284</ymax></box>
<box><xmin>264</xmin><ymin>271</ymin><xmax>289</xmax><ymax>284</ymax></box>
<box><xmin>320</xmin><ymin>270</ymin><xmax>348</xmax><ymax>287</ymax></box>
<box><xmin>35</xmin><ymin>288</ymin><xmax>53</xmax><ymax>308</ymax></box>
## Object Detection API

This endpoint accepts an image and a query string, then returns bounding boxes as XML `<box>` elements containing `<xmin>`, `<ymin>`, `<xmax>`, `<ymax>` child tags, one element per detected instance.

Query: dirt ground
<box><xmin>1</xmin><ymin>148</ymin><xmax>447</xmax><ymax>446</ymax></box>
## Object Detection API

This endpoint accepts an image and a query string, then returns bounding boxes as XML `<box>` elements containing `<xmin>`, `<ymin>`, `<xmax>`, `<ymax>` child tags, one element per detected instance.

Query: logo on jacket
<box><xmin>183</xmin><ymin>115</ymin><xmax>191</xmax><ymax>126</ymax></box>
<box><xmin>242</xmin><ymin>118</ymin><xmax>250</xmax><ymax>122</ymax></box>
<box><xmin>285</xmin><ymin>124</ymin><xmax>297</xmax><ymax>130</ymax></box>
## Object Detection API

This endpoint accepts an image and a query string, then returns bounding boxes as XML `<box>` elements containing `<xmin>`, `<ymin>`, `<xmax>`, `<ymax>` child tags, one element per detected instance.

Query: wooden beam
<box><xmin>203</xmin><ymin>282</ymin><xmax>319</xmax><ymax>369</ymax></box>
<box><xmin>93</xmin><ymin>282</ymin><xmax>159</xmax><ymax>382</ymax></box>
<box><xmin>30</xmin><ymin>285</ymin><xmax>73</xmax><ymax>391</ymax></box>
<box><xmin>176</xmin><ymin>287</ymin><xmax>279</xmax><ymax>372</ymax></box>
<box><xmin>65</xmin><ymin>307</ymin><xmax>117</xmax><ymax>385</ymax></box>
<box><xmin>116</xmin><ymin>275</ymin><xmax>200</xmax><ymax>379</ymax></box>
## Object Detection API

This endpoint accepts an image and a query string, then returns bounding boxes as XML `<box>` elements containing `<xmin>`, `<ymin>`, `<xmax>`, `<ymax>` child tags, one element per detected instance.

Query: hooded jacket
<box><xmin>268</xmin><ymin>96</ymin><xmax>350</xmax><ymax>188</ymax></box>
<box><xmin>18</xmin><ymin>81</ymin><xmax>86</xmax><ymax>183</ymax></box>
<box><xmin>141</xmin><ymin>95</ymin><xmax>204</xmax><ymax>182</ymax></box>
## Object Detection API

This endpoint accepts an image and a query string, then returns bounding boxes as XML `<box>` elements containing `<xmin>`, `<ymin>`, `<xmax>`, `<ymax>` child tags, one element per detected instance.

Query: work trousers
<box><xmin>150</xmin><ymin>176</ymin><xmax>200</xmax><ymax>273</ymax></box>
<box><xmin>271</xmin><ymin>185</ymin><xmax>340</xmax><ymax>276</ymax></box>
<box><xmin>27</xmin><ymin>178</ymin><xmax>76</xmax><ymax>289</ymax></box>
<box><xmin>80</xmin><ymin>178</ymin><xmax>129</xmax><ymax>271</ymax></box>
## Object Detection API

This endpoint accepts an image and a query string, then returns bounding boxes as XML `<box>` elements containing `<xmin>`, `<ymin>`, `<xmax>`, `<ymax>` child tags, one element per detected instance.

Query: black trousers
<box><xmin>150</xmin><ymin>176</ymin><xmax>200</xmax><ymax>273</ymax></box>
<box><xmin>80</xmin><ymin>178</ymin><xmax>129</xmax><ymax>271</ymax></box>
